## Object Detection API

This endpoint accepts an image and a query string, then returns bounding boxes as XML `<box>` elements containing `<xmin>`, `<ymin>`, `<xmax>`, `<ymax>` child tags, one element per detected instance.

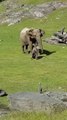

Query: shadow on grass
<box><xmin>43</xmin><ymin>49</ymin><xmax>56</xmax><ymax>56</ymax></box>
<box><xmin>37</xmin><ymin>56</ymin><xmax>44</xmax><ymax>59</ymax></box>
<box><xmin>32</xmin><ymin>50</ymin><xmax>56</xmax><ymax>60</ymax></box>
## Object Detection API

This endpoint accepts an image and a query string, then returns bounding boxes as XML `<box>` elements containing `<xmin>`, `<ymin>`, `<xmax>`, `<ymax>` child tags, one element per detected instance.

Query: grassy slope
<box><xmin>0</xmin><ymin>1</ymin><xmax>67</xmax><ymax>120</ymax></box>
<box><xmin>15</xmin><ymin>0</ymin><xmax>67</xmax><ymax>4</ymax></box>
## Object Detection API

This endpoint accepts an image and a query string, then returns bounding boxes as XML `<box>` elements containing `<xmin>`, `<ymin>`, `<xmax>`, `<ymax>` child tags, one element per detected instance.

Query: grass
<box><xmin>1</xmin><ymin>111</ymin><xmax>67</xmax><ymax>120</ymax></box>
<box><xmin>0</xmin><ymin>3</ymin><xmax>67</xmax><ymax>120</ymax></box>
<box><xmin>15</xmin><ymin>0</ymin><xmax>67</xmax><ymax>5</ymax></box>
<box><xmin>0</xmin><ymin>3</ymin><xmax>5</xmax><ymax>13</ymax></box>
<box><xmin>44</xmin><ymin>7</ymin><xmax>67</xmax><ymax>37</ymax></box>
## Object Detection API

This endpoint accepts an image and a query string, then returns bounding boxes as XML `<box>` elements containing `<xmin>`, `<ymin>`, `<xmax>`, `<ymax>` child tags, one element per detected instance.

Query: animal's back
<box><xmin>20</xmin><ymin>28</ymin><xmax>30</xmax><ymax>34</ymax></box>
<box><xmin>20</xmin><ymin>28</ymin><xmax>29</xmax><ymax>39</ymax></box>
<box><xmin>20</xmin><ymin>28</ymin><xmax>30</xmax><ymax>45</ymax></box>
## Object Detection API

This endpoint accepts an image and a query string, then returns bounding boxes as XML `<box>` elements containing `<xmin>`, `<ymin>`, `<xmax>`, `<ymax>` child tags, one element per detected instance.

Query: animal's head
<box><xmin>31</xmin><ymin>29</ymin><xmax>45</xmax><ymax>38</ymax></box>
<box><xmin>27</xmin><ymin>28</ymin><xmax>45</xmax><ymax>40</ymax></box>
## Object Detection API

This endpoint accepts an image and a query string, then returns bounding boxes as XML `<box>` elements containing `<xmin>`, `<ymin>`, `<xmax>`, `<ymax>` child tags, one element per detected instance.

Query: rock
<box><xmin>8</xmin><ymin>91</ymin><xmax>67</xmax><ymax>114</ymax></box>
<box><xmin>0</xmin><ymin>1</ymin><xmax>67</xmax><ymax>24</ymax></box>
<box><xmin>45</xmin><ymin>28</ymin><xmax>67</xmax><ymax>45</ymax></box>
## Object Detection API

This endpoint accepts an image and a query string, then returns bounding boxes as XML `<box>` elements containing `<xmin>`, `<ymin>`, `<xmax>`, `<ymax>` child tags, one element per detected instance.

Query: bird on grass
<box><xmin>0</xmin><ymin>89</ymin><xmax>8</xmax><ymax>97</ymax></box>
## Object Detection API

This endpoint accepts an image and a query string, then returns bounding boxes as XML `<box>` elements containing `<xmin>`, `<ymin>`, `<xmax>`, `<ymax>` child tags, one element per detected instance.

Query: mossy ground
<box><xmin>0</xmin><ymin>1</ymin><xmax>67</xmax><ymax>120</ymax></box>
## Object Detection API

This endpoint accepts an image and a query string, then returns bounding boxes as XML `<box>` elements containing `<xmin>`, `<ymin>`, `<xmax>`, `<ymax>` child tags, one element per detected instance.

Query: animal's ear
<box><xmin>39</xmin><ymin>29</ymin><xmax>45</xmax><ymax>37</ymax></box>
<box><xmin>27</xmin><ymin>29</ymin><xmax>34</xmax><ymax>36</ymax></box>
<box><xmin>39</xmin><ymin>29</ymin><xmax>42</xmax><ymax>32</ymax></box>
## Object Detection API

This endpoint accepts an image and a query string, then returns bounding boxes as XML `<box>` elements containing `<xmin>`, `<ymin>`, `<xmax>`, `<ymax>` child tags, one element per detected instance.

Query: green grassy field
<box><xmin>0</xmin><ymin>2</ymin><xmax>67</xmax><ymax>120</ymax></box>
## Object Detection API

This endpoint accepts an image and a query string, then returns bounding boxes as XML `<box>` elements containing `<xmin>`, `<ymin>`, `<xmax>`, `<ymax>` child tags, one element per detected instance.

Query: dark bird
<box><xmin>0</xmin><ymin>89</ymin><xmax>8</xmax><ymax>97</ymax></box>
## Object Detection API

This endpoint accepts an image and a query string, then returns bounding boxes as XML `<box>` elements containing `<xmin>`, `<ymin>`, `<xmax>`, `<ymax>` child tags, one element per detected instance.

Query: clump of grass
<box><xmin>1</xmin><ymin>111</ymin><xmax>67</xmax><ymax>120</ymax></box>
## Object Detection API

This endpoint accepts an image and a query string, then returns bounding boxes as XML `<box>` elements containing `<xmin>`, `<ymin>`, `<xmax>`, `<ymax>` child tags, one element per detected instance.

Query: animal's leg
<box><xmin>35</xmin><ymin>52</ymin><xmax>38</xmax><ymax>59</ymax></box>
<box><xmin>28</xmin><ymin>41</ymin><xmax>32</xmax><ymax>53</ymax></box>
<box><xmin>22</xmin><ymin>45</ymin><xmax>25</xmax><ymax>53</ymax></box>
<box><xmin>25</xmin><ymin>45</ymin><xmax>28</xmax><ymax>53</ymax></box>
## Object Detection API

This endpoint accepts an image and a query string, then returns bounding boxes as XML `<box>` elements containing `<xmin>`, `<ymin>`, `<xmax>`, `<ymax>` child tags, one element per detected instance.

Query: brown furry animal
<box><xmin>32</xmin><ymin>45</ymin><xmax>40</xmax><ymax>59</ymax></box>
<box><xmin>20</xmin><ymin>28</ymin><xmax>45</xmax><ymax>53</ymax></box>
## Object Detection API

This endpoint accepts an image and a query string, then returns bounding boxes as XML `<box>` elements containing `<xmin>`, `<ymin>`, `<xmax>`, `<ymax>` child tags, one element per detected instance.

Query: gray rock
<box><xmin>0</xmin><ymin>1</ymin><xmax>67</xmax><ymax>25</ymax></box>
<box><xmin>8</xmin><ymin>91</ymin><xmax>67</xmax><ymax>114</ymax></box>
<box><xmin>46</xmin><ymin>28</ymin><xmax>67</xmax><ymax>45</ymax></box>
